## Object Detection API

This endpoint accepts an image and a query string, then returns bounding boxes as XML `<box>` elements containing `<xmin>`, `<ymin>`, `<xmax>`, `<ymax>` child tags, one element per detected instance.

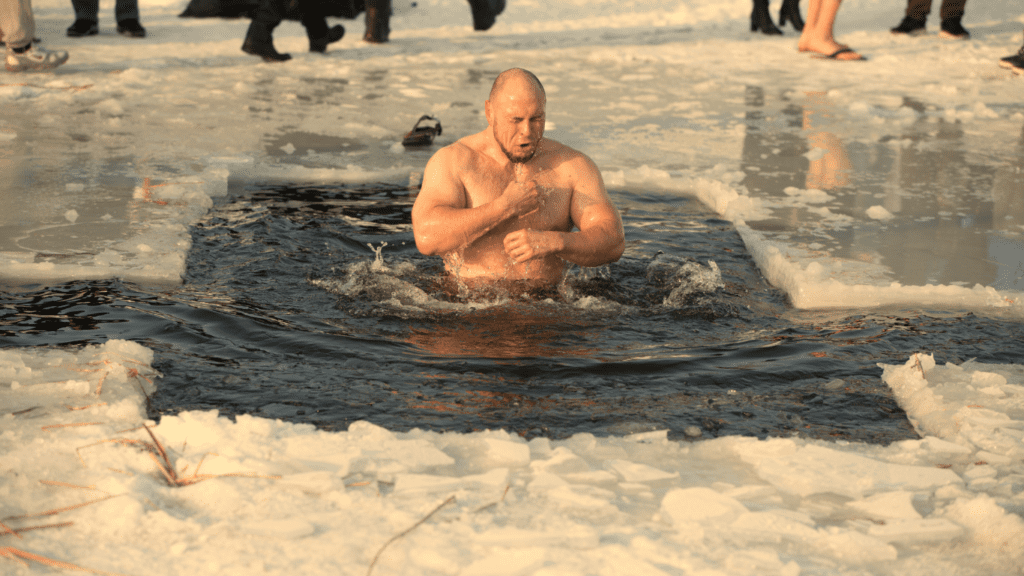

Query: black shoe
<box><xmin>891</xmin><ymin>16</ymin><xmax>926</xmax><ymax>36</ymax></box>
<box><xmin>117</xmin><ymin>19</ymin><xmax>146</xmax><ymax>38</ymax></box>
<box><xmin>310</xmin><ymin>24</ymin><xmax>344</xmax><ymax>52</ymax></box>
<box><xmin>778</xmin><ymin>0</ymin><xmax>803</xmax><ymax>31</ymax></box>
<box><xmin>242</xmin><ymin>23</ymin><xmax>291</xmax><ymax>62</ymax></box>
<box><xmin>999</xmin><ymin>46</ymin><xmax>1024</xmax><ymax>75</ymax></box>
<box><xmin>66</xmin><ymin>19</ymin><xmax>99</xmax><ymax>37</ymax></box>
<box><xmin>751</xmin><ymin>0</ymin><xmax>782</xmax><ymax>35</ymax></box>
<box><xmin>467</xmin><ymin>0</ymin><xmax>505</xmax><ymax>31</ymax></box>
<box><xmin>939</xmin><ymin>17</ymin><xmax>969</xmax><ymax>40</ymax></box>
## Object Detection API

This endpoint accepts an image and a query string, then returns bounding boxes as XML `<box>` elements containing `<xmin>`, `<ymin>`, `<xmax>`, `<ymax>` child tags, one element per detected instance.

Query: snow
<box><xmin>2</xmin><ymin>342</ymin><xmax>1024</xmax><ymax>575</ymax></box>
<box><xmin>2</xmin><ymin>0</ymin><xmax>1024</xmax><ymax>574</ymax></box>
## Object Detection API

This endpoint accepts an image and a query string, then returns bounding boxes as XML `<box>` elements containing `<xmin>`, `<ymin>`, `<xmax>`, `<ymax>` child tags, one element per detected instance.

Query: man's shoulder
<box><xmin>540</xmin><ymin>138</ymin><xmax>597</xmax><ymax>169</ymax></box>
<box><xmin>429</xmin><ymin>132</ymin><xmax>489</xmax><ymax>165</ymax></box>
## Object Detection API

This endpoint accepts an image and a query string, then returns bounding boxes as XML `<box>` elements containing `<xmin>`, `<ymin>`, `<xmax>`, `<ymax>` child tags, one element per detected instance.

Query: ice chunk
<box><xmin>730</xmin><ymin>510</ymin><xmax>818</xmax><ymax>544</ymax></box>
<box><xmin>530</xmin><ymin>446</ymin><xmax>591</xmax><ymax>475</ymax></box>
<box><xmin>866</xmin><ymin>205</ymin><xmax>894</xmax><ymax>220</ymax></box>
<box><xmin>476</xmin><ymin>526</ymin><xmax>598</xmax><ymax>548</ymax></box>
<box><xmin>461</xmin><ymin>548</ymin><xmax>547</xmax><ymax>576</ymax></box>
<box><xmin>846</xmin><ymin>490</ymin><xmax>922</xmax><ymax>520</ymax></box>
<box><xmin>603</xmin><ymin>459</ymin><xmax>678</xmax><ymax>482</ymax></box>
<box><xmin>732</xmin><ymin>438</ymin><xmax>962</xmax><ymax>498</ymax></box>
<box><xmin>480</xmin><ymin>437</ymin><xmax>531</xmax><ymax>468</ymax></box>
<box><xmin>866</xmin><ymin>518</ymin><xmax>964</xmax><ymax>543</ymax></box>
<box><xmin>661</xmin><ymin>487</ymin><xmax>748</xmax><ymax>525</ymax></box>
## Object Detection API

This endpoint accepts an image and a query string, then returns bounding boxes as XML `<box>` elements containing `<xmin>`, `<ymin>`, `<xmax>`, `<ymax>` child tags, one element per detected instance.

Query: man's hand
<box><xmin>504</xmin><ymin>228</ymin><xmax>562</xmax><ymax>263</ymax></box>
<box><xmin>500</xmin><ymin>178</ymin><xmax>542</xmax><ymax>219</ymax></box>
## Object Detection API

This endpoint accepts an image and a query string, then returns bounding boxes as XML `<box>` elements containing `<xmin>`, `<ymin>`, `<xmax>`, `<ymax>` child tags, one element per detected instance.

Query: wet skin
<box><xmin>411</xmin><ymin>70</ymin><xmax>625</xmax><ymax>286</ymax></box>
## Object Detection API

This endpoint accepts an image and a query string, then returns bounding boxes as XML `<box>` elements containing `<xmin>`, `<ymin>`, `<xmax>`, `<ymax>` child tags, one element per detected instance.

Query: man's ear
<box><xmin>484</xmin><ymin>100</ymin><xmax>492</xmax><ymax>126</ymax></box>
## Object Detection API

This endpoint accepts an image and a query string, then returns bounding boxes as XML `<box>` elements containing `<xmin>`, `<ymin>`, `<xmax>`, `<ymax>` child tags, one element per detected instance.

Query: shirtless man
<box><xmin>411</xmin><ymin>68</ymin><xmax>625</xmax><ymax>288</ymax></box>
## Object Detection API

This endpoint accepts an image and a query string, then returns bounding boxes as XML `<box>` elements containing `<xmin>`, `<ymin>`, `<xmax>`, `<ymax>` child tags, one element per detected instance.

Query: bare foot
<box><xmin>798</xmin><ymin>37</ymin><xmax>862</xmax><ymax>60</ymax></box>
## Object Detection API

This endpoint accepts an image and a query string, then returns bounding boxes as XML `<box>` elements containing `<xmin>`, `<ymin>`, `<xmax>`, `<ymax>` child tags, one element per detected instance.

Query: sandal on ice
<box><xmin>402</xmin><ymin>115</ymin><xmax>442</xmax><ymax>147</ymax></box>
<box><xmin>812</xmin><ymin>47</ymin><xmax>865</xmax><ymax>61</ymax></box>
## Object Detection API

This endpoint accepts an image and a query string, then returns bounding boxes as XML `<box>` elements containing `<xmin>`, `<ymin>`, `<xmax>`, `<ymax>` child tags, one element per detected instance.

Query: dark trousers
<box><xmin>72</xmin><ymin>0</ymin><xmax>139</xmax><ymax>22</ymax></box>
<box><xmin>250</xmin><ymin>0</ymin><xmax>332</xmax><ymax>40</ymax></box>
<box><xmin>905</xmin><ymin>0</ymin><xmax>966</xmax><ymax>20</ymax></box>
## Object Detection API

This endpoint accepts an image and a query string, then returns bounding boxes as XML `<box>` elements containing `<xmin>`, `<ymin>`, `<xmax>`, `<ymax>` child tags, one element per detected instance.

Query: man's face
<box><xmin>487</xmin><ymin>88</ymin><xmax>545</xmax><ymax>164</ymax></box>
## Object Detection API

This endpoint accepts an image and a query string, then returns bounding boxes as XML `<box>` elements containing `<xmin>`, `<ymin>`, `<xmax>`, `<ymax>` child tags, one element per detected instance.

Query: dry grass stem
<box><xmin>2</xmin><ymin>495</ymin><xmax>119</xmax><ymax>522</ymax></box>
<box><xmin>65</xmin><ymin>403</ymin><xmax>108</xmax><ymax>411</ymax></box>
<box><xmin>58</xmin><ymin>355</ymin><xmax>158</xmax><ymax>396</ymax></box>
<box><xmin>1</xmin><ymin>546</ymin><xmax>128</xmax><ymax>575</ymax></box>
<box><xmin>42</xmin><ymin>422</ymin><xmax>104</xmax><ymax>431</ymax></box>
<box><xmin>40</xmin><ymin>480</ymin><xmax>101</xmax><ymax>491</ymax></box>
<box><xmin>367</xmin><ymin>495</ymin><xmax>456</xmax><ymax>576</ymax></box>
<box><xmin>137</xmin><ymin>424</ymin><xmax>279</xmax><ymax>487</ymax></box>
<box><xmin>0</xmin><ymin>520</ymin><xmax>21</xmax><ymax>539</ymax></box>
<box><xmin>1</xmin><ymin>521</ymin><xmax>75</xmax><ymax>536</ymax></box>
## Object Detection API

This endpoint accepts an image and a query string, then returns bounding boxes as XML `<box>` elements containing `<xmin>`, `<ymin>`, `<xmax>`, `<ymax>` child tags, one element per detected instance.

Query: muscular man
<box><xmin>411</xmin><ymin>68</ymin><xmax>625</xmax><ymax>289</ymax></box>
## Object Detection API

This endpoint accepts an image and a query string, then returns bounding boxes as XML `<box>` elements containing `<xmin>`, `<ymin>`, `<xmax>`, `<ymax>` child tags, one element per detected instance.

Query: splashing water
<box><xmin>369</xmin><ymin>241</ymin><xmax>389</xmax><ymax>272</ymax></box>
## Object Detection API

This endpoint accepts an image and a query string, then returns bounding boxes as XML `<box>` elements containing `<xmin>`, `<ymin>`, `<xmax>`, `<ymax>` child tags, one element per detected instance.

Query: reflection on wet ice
<box><xmin>739</xmin><ymin>85</ymin><xmax>1024</xmax><ymax>291</ymax></box>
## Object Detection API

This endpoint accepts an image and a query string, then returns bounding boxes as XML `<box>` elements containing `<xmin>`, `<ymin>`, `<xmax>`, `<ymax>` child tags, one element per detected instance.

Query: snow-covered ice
<box><xmin>2</xmin><ymin>0</ymin><xmax>1024</xmax><ymax>574</ymax></box>
<box><xmin>2</xmin><ymin>342</ymin><xmax>1024</xmax><ymax>575</ymax></box>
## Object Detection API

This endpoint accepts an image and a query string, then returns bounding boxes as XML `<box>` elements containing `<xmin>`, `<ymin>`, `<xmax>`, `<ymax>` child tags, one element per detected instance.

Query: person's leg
<box><xmin>938</xmin><ymin>0</ymin><xmax>964</xmax><ymax>19</ymax></box>
<box><xmin>114</xmin><ymin>0</ymin><xmax>139</xmax><ymax>22</ymax></box>
<box><xmin>779</xmin><ymin>0</ymin><xmax>804</xmax><ymax>32</ymax></box>
<box><xmin>467</xmin><ymin>0</ymin><xmax>504</xmax><ymax>31</ymax></box>
<box><xmin>242</xmin><ymin>0</ymin><xmax>291</xmax><ymax>61</ymax></box>
<box><xmin>751</xmin><ymin>0</ymin><xmax>783</xmax><ymax>35</ymax></box>
<box><xmin>67</xmin><ymin>0</ymin><xmax>99</xmax><ymax>35</ymax></box>
<box><xmin>115</xmin><ymin>0</ymin><xmax>145</xmax><ymax>37</ymax></box>
<box><xmin>4</xmin><ymin>0</ymin><xmax>69</xmax><ymax>72</ymax></box>
<box><xmin>798</xmin><ymin>0</ymin><xmax>862</xmax><ymax>59</ymax></box>
<box><xmin>364</xmin><ymin>0</ymin><xmax>390</xmax><ymax>43</ymax></box>
<box><xmin>905</xmin><ymin>0</ymin><xmax>932</xmax><ymax>20</ymax></box>
<box><xmin>938</xmin><ymin>0</ymin><xmax>968</xmax><ymax>39</ymax></box>
<box><xmin>301</xmin><ymin>5</ymin><xmax>344</xmax><ymax>53</ymax></box>
<box><xmin>1</xmin><ymin>0</ymin><xmax>34</xmax><ymax>48</ymax></box>
<box><xmin>891</xmin><ymin>0</ymin><xmax>928</xmax><ymax>34</ymax></box>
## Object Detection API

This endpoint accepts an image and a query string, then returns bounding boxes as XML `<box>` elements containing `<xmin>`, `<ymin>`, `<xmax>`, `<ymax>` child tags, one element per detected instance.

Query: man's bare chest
<box><xmin>463</xmin><ymin>170</ymin><xmax>573</xmax><ymax>230</ymax></box>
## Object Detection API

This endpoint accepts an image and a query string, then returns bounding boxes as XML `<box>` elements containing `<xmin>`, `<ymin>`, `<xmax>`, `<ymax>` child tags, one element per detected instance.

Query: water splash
<box><xmin>646</xmin><ymin>254</ymin><xmax>724</xmax><ymax>307</ymax></box>
<box><xmin>368</xmin><ymin>241</ymin><xmax>389</xmax><ymax>272</ymax></box>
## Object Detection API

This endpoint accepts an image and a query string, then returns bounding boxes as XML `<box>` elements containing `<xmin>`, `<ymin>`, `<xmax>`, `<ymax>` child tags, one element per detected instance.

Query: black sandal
<box><xmin>402</xmin><ymin>115</ymin><xmax>442</xmax><ymax>147</ymax></box>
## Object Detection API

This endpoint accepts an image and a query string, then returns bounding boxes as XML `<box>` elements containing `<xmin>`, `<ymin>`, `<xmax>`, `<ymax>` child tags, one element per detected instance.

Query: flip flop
<box><xmin>812</xmin><ymin>47</ymin><xmax>866</xmax><ymax>61</ymax></box>
<box><xmin>402</xmin><ymin>115</ymin><xmax>443</xmax><ymax>147</ymax></box>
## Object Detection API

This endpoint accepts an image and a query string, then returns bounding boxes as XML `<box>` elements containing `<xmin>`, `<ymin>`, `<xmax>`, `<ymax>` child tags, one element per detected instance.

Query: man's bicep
<box><xmin>570</xmin><ymin>158</ymin><xmax>620</xmax><ymax>232</ymax></box>
<box><xmin>414</xmin><ymin>148</ymin><xmax>467</xmax><ymax>217</ymax></box>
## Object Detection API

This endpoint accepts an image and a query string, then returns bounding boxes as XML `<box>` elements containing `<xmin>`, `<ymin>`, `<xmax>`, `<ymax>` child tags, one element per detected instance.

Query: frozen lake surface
<box><xmin>2</xmin><ymin>0</ymin><xmax>1024</xmax><ymax>574</ymax></box>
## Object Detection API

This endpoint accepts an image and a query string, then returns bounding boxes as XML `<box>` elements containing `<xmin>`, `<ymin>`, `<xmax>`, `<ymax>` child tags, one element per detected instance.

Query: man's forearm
<box><xmin>413</xmin><ymin>201</ymin><xmax>514</xmax><ymax>256</ymax></box>
<box><xmin>553</xmin><ymin>224</ymin><xmax>625</xmax><ymax>267</ymax></box>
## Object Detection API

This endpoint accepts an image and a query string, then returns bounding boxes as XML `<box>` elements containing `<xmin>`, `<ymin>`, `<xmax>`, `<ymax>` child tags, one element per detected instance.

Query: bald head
<box><xmin>488</xmin><ymin>68</ymin><xmax>546</xmax><ymax>104</ymax></box>
<box><xmin>484</xmin><ymin>68</ymin><xmax>547</xmax><ymax>164</ymax></box>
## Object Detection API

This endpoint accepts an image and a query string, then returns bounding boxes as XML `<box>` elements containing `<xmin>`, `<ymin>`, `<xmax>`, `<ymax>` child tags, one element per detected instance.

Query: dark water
<box><xmin>3</xmin><ymin>183</ymin><xmax>1023</xmax><ymax>443</ymax></box>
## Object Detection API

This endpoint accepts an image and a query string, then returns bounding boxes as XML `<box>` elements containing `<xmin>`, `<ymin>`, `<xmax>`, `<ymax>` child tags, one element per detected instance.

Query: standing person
<box><xmin>2</xmin><ymin>0</ymin><xmax>69</xmax><ymax>71</ymax></box>
<box><xmin>797</xmin><ymin>0</ymin><xmax>863</xmax><ymax>60</ymax></box>
<box><xmin>66</xmin><ymin>0</ymin><xmax>146</xmax><ymax>38</ymax></box>
<box><xmin>890</xmin><ymin>0</ymin><xmax>969</xmax><ymax>39</ymax></box>
<box><xmin>411</xmin><ymin>68</ymin><xmax>624</xmax><ymax>290</ymax></box>
<box><xmin>751</xmin><ymin>0</ymin><xmax>803</xmax><ymax>35</ymax></box>
<box><xmin>363</xmin><ymin>0</ymin><xmax>504</xmax><ymax>43</ymax></box>
<box><xmin>241</xmin><ymin>0</ymin><xmax>346</xmax><ymax>62</ymax></box>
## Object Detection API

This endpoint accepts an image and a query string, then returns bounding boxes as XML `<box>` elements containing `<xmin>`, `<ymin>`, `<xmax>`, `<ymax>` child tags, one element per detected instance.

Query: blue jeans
<box><xmin>72</xmin><ymin>0</ymin><xmax>139</xmax><ymax>22</ymax></box>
